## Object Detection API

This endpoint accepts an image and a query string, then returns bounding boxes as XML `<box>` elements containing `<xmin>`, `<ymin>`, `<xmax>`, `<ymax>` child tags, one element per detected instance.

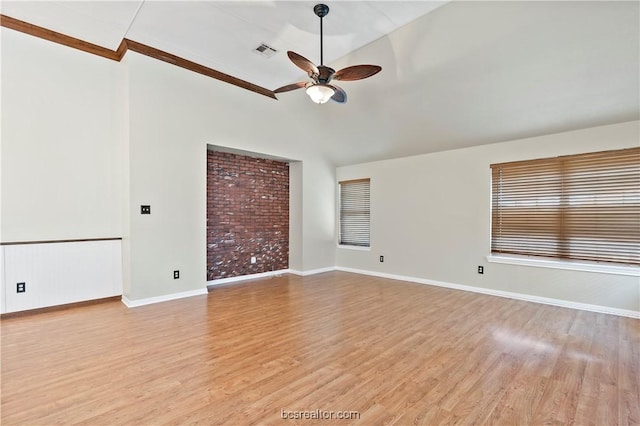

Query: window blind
<box><xmin>339</xmin><ymin>179</ymin><xmax>371</xmax><ymax>247</ymax></box>
<box><xmin>491</xmin><ymin>147</ymin><xmax>640</xmax><ymax>265</ymax></box>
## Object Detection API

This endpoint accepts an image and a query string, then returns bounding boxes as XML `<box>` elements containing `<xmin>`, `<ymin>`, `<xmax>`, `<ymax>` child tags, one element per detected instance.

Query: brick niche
<box><xmin>207</xmin><ymin>151</ymin><xmax>289</xmax><ymax>280</ymax></box>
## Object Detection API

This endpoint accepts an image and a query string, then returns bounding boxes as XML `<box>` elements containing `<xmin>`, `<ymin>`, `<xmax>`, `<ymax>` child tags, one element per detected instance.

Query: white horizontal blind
<box><xmin>491</xmin><ymin>147</ymin><xmax>640</xmax><ymax>265</ymax></box>
<box><xmin>339</xmin><ymin>179</ymin><xmax>371</xmax><ymax>247</ymax></box>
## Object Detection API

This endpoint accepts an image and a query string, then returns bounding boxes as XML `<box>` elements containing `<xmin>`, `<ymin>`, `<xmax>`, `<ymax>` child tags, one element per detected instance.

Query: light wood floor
<box><xmin>1</xmin><ymin>272</ymin><xmax>639</xmax><ymax>425</ymax></box>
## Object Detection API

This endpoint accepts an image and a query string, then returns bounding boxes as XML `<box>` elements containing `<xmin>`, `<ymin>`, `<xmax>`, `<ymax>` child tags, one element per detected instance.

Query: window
<box><xmin>339</xmin><ymin>179</ymin><xmax>370</xmax><ymax>247</ymax></box>
<box><xmin>490</xmin><ymin>147</ymin><xmax>639</xmax><ymax>265</ymax></box>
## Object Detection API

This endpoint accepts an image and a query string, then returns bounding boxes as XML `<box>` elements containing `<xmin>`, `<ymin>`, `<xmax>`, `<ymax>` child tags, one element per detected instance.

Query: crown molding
<box><xmin>0</xmin><ymin>14</ymin><xmax>276</xmax><ymax>100</ymax></box>
<box><xmin>1</xmin><ymin>14</ymin><xmax>126</xmax><ymax>60</ymax></box>
<box><xmin>124</xmin><ymin>39</ymin><xmax>276</xmax><ymax>99</ymax></box>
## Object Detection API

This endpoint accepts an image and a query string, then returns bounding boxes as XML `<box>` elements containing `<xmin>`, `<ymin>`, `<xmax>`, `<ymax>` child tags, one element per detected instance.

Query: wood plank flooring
<box><xmin>1</xmin><ymin>271</ymin><xmax>639</xmax><ymax>425</ymax></box>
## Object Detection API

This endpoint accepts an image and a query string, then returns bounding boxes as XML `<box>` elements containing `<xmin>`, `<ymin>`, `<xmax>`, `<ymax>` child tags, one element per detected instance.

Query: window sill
<box><xmin>486</xmin><ymin>255</ymin><xmax>640</xmax><ymax>277</ymax></box>
<box><xmin>337</xmin><ymin>244</ymin><xmax>371</xmax><ymax>251</ymax></box>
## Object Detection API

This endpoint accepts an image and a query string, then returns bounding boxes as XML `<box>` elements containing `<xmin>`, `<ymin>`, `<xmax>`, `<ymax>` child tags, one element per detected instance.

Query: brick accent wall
<box><xmin>207</xmin><ymin>151</ymin><xmax>289</xmax><ymax>280</ymax></box>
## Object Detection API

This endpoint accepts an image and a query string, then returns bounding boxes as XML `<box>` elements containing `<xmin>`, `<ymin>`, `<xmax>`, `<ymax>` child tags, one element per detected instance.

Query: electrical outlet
<box><xmin>141</xmin><ymin>205</ymin><xmax>151</xmax><ymax>215</ymax></box>
<box><xmin>380</xmin><ymin>255</ymin><xmax>384</xmax><ymax>263</ymax></box>
<box><xmin>251</xmin><ymin>256</ymin><xmax>257</xmax><ymax>264</ymax></box>
<box><xmin>478</xmin><ymin>266</ymin><xmax>484</xmax><ymax>274</ymax></box>
<box><xmin>16</xmin><ymin>282</ymin><xmax>26</xmax><ymax>293</ymax></box>
<box><xmin>173</xmin><ymin>270</ymin><xmax>180</xmax><ymax>279</ymax></box>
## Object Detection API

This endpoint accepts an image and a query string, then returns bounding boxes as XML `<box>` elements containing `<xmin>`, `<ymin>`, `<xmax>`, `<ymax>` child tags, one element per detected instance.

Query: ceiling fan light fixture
<box><xmin>273</xmin><ymin>4</ymin><xmax>381</xmax><ymax>104</ymax></box>
<box><xmin>306</xmin><ymin>84</ymin><xmax>334</xmax><ymax>104</ymax></box>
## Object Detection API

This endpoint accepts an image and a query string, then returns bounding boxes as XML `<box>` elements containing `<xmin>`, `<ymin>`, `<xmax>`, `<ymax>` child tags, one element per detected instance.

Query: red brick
<box><xmin>207</xmin><ymin>151</ymin><xmax>289</xmax><ymax>280</ymax></box>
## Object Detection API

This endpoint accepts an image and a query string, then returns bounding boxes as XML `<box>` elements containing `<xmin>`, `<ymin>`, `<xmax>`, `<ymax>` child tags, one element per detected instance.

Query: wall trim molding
<box><xmin>207</xmin><ymin>269</ymin><xmax>289</xmax><ymax>287</ymax></box>
<box><xmin>0</xmin><ymin>14</ymin><xmax>276</xmax><ymax>99</ymax></box>
<box><xmin>487</xmin><ymin>254</ymin><xmax>640</xmax><ymax>277</ymax></box>
<box><xmin>121</xmin><ymin>288</ymin><xmax>208</xmax><ymax>308</ymax></box>
<box><xmin>120</xmin><ymin>265</ymin><xmax>639</xmax><ymax>318</ymax></box>
<box><xmin>121</xmin><ymin>267</ymin><xmax>332</xmax><ymax>308</ymax></box>
<box><xmin>0</xmin><ymin>14</ymin><xmax>126</xmax><ymax>60</ymax></box>
<box><xmin>124</xmin><ymin>39</ymin><xmax>276</xmax><ymax>99</ymax></box>
<box><xmin>1</xmin><ymin>237</ymin><xmax>122</xmax><ymax>246</ymax></box>
<box><xmin>206</xmin><ymin>266</ymin><xmax>336</xmax><ymax>286</ymax></box>
<box><xmin>288</xmin><ymin>267</ymin><xmax>337</xmax><ymax>276</ymax></box>
<box><xmin>335</xmin><ymin>266</ymin><xmax>640</xmax><ymax>319</ymax></box>
<box><xmin>1</xmin><ymin>296</ymin><xmax>121</xmax><ymax>318</ymax></box>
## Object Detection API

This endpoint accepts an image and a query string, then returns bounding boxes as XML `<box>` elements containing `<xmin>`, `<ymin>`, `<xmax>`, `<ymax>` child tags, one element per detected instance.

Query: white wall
<box><xmin>1</xmin><ymin>28</ymin><xmax>126</xmax><ymax>311</ymax></box>
<box><xmin>337</xmin><ymin>121</ymin><xmax>640</xmax><ymax>313</ymax></box>
<box><xmin>288</xmin><ymin>161</ymin><xmax>303</xmax><ymax>272</ymax></box>
<box><xmin>1</xmin><ymin>29</ymin><xmax>124</xmax><ymax>242</ymax></box>
<box><xmin>3</xmin><ymin>23</ymin><xmax>636</xmax><ymax>311</ymax></box>
<box><xmin>1</xmin><ymin>29</ymin><xmax>337</xmax><ymax>305</ymax></box>
<box><xmin>124</xmin><ymin>52</ymin><xmax>335</xmax><ymax>300</ymax></box>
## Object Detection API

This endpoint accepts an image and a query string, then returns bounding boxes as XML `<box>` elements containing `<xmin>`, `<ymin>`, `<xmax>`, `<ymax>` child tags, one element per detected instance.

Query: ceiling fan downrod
<box><xmin>314</xmin><ymin>4</ymin><xmax>329</xmax><ymax>66</ymax></box>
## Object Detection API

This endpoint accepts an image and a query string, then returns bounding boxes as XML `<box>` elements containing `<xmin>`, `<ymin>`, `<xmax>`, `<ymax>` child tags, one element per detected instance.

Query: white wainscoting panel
<box><xmin>2</xmin><ymin>240</ymin><xmax>122</xmax><ymax>313</ymax></box>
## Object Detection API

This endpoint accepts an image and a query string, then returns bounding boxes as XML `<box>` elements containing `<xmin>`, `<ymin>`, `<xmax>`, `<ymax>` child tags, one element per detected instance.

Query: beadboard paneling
<box><xmin>2</xmin><ymin>240</ymin><xmax>122</xmax><ymax>313</ymax></box>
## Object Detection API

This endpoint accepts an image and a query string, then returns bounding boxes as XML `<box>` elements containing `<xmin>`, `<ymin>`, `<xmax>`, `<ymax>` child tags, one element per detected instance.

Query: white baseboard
<box><xmin>335</xmin><ymin>266</ymin><xmax>640</xmax><ymax>319</ymax></box>
<box><xmin>207</xmin><ymin>269</ymin><xmax>289</xmax><ymax>287</ymax></box>
<box><xmin>121</xmin><ymin>288</ymin><xmax>208</xmax><ymax>308</ymax></box>
<box><xmin>288</xmin><ymin>266</ymin><xmax>336</xmax><ymax>276</ymax></box>
<box><xmin>207</xmin><ymin>267</ymin><xmax>336</xmax><ymax>285</ymax></box>
<box><xmin>122</xmin><ymin>266</ymin><xmax>638</xmax><ymax>318</ymax></box>
<box><xmin>123</xmin><ymin>267</ymin><xmax>337</xmax><ymax>308</ymax></box>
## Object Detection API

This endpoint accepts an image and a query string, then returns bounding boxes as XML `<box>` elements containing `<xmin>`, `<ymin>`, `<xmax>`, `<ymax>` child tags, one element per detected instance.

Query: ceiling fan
<box><xmin>274</xmin><ymin>3</ymin><xmax>382</xmax><ymax>104</ymax></box>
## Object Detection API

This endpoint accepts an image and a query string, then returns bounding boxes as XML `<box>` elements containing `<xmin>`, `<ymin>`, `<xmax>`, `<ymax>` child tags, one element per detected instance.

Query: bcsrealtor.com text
<box><xmin>281</xmin><ymin>409</ymin><xmax>361</xmax><ymax>420</ymax></box>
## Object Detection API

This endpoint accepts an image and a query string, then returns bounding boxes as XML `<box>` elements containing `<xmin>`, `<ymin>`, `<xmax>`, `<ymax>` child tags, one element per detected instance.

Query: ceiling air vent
<box><xmin>254</xmin><ymin>43</ymin><xmax>278</xmax><ymax>58</ymax></box>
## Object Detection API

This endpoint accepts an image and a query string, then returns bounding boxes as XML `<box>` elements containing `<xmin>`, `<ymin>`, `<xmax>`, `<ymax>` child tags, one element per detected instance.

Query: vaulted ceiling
<box><xmin>2</xmin><ymin>1</ymin><xmax>638</xmax><ymax>166</ymax></box>
<box><xmin>0</xmin><ymin>1</ymin><xmax>445</xmax><ymax>90</ymax></box>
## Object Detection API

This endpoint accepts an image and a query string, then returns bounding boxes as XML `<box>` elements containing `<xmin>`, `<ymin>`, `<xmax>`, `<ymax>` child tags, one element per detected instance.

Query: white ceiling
<box><xmin>0</xmin><ymin>1</ymin><xmax>446</xmax><ymax>89</ymax></box>
<box><xmin>314</xmin><ymin>1</ymin><xmax>639</xmax><ymax>165</ymax></box>
<box><xmin>1</xmin><ymin>1</ymin><xmax>638</xmax><ymax>166</ymax></box>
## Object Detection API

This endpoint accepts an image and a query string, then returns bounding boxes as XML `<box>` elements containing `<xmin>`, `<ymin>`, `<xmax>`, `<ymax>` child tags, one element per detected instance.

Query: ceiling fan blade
<box><xmin>329</xmin><ymin>84</ymin><xmax>347</xmax><ymax>104</ymax></box>
<box><xmin>287</xmin><ymin>51</ymin><xmax>319</xmax><ymax>77</ymax></box>
<box><xmin>274</xmin><ymin>82</ymin><xmax>307</xmax><ymax>94</ymax></box>
<box><xmin>333</xmin><ymin>65</ymin><xmax>382</xmax><ymax>81</ymax></box>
